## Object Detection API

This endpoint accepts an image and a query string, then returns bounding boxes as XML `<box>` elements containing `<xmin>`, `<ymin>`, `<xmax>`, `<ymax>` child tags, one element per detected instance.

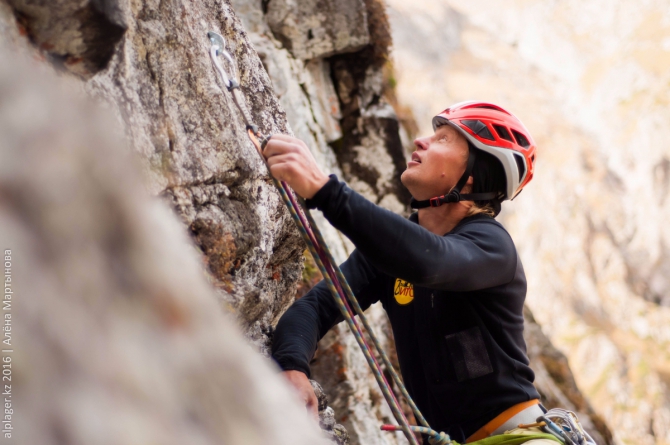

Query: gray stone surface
<box><xmin>0</xmin><ymin>40</ymin><xmax>329</xmax><ymax>445</ymax></box>
<box><xmin>265</xmin><ymin>0</ymin><xmax>370</xmax><ymax>60</ymax></box>
<box><xmin>312</xmin><ymin>379</ymin><xmax>350</xmax><ymax>445</ymax></box>
<box><xmin>6</xmin><ymin>0</ymin><xmax>309</xmax><ymax>354</ymax></box>
<box><xmin>6</xmin><ymin>0</ymin><xmax>126</xmax><ymax>77</ymax></box>
<box><xmin>305</xmin><ymin>59</ymin><xmax>343</xmax><ymax>142</ymax></box>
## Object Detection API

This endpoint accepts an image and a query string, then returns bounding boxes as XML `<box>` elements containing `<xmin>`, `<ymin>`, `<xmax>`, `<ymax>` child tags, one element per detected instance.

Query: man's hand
<box><xmin>282</xmin><ymin>370</ymin><xmax>319</xmax><ymax>419</ymax></box>
<box><xmin>263</xmin><ymin>134</ymin><xmax>329</xmax><ymax>199</ymax></box>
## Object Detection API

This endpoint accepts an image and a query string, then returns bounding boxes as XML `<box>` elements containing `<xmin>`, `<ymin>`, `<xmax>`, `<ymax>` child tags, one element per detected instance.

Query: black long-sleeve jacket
<box><xmin>271</xmin><ymin>176</ymin><xmax>540</xmax><ymax>442</ymax></box>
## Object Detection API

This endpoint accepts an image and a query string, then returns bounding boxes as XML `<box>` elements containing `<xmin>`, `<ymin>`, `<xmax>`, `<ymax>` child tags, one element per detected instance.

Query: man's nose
<box><xmin>413</xmin><ymin>136</ymin><xmax>429</xmax><ymax>151</ymax></box>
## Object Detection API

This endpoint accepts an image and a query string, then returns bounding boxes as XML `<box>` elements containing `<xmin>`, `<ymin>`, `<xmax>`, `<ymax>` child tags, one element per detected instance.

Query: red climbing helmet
<box><xmin>433</xmin><ymin>101</ymin><xmax>536</xmax><ymax>201</ymax></box>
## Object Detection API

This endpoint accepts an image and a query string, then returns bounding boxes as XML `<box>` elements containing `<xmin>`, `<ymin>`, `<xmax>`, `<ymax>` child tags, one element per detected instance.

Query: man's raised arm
<box><xmin>271</xmin><ymin>249</ymin><xmax>383</xmax><ymax>416</ymax></box>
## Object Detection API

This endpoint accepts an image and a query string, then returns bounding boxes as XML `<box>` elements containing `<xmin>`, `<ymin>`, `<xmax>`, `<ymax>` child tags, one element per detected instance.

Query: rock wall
<box><xmin>0</xmin><ymin>29</ymin><xmax>330</xmax><ymax>445</ymax></box>
<box><xmin>7</xmin><ymin>0</ymin><xmax>308</xmax><ymax>355</ymax></box>
<box><xmin>0</xmin><ymin>0</ymin><xmax>404</xmax><ymax>442</ymax></box>
<box><xmin>228</xmin><ymin>1</ymin><xmax>415</xmax><ymax>442</ymax></box>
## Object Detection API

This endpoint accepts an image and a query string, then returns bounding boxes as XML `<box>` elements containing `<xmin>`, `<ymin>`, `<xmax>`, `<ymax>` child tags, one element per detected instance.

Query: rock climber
<box><xmin>267</xmin><ymin>101</ymin><xmax>551</xmax><ymax>444</ymax></box>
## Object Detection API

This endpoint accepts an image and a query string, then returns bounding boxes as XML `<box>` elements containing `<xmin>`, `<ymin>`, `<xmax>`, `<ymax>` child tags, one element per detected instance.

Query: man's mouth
<box><xmin>410</xmin><ymin>152</ymin><xmax>422</xmax><ymax>164</ymax></box>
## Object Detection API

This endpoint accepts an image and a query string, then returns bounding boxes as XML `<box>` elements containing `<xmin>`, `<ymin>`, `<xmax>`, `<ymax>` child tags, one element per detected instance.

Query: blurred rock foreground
<box><xmin>0</xmin><ymin>0</ymin><xmax>612</xmax><ymax>444</ymax></box>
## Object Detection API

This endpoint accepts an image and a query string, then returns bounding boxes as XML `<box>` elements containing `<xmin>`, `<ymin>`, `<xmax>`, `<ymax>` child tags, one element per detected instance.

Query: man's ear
<box><xmin>460</xmin><ymin>176</ymin><xmax>475</xmax><ymax>194</ymax></box>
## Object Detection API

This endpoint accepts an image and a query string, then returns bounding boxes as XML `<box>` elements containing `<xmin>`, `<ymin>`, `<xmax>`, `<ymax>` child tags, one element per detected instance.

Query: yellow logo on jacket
<box><xmin>393</xmin><ymin>278</ymin><xmax>414</xmax><ymax>305</ymax></box>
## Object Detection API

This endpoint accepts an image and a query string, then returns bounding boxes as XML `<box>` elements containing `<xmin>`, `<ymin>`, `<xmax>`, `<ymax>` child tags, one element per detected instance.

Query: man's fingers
<box><xmin>267</xmin><ymin>133</ymin><xmax>294</xmax><ymax>142</ymax></box>
<box><xmin>266</xmin><ymin>152</ymin><xmax>306</xmax><ymax>179</ymax></box>
<box><xmin>260</xmin><ymin>134</ymin><xmax>273</xmax><ymax>151</ymax></box>
<box><xmin>263</xmin><ymin>135</ymin><xmax>309</xmax><ymax>159</ymax></box>
<box><xmin>268</xmin><ymin>166</ymin><xmax>291</xmax><ymax>183</ymax></box>
<box><xmin>267</xmin><ymin>155</ymin><xmax>297</xmax><ymax>183</ymax></box>
<box><xmin>260</xmin><ymin>135</ymin><xmax>326</xmax><ymax>199</ymax></box>
<box><xmin>266</xmin><ymin>153</ymin><xmax>297</xmax><ymax>170</ymax></box>
<box><xmin>281</xmin><ymin>370</ymin><xmax>319</xmax><ymax>421</ymax></box>
<box><xmin>263</xmin><ymin>138</ymin><xmax>296</xmax><ymax>158</ymax></box>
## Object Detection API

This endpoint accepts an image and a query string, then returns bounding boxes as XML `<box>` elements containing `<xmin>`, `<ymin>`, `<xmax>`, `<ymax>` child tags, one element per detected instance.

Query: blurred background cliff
<box><xmin>0</xmin><ymin>0</ymin><xmax>666</xmax><ymax>444</ymax></box>
<box><xmin>385</xmin><ymin>2</ymin><xmax>670</xmax><ymax>444</ymax></box>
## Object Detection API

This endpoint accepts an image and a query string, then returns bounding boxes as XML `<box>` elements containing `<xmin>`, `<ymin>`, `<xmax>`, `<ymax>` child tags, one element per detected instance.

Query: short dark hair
<box><xmin>468</xmin><ymin>143</ymin><xmax>506</xmax><ymax>217</ymax></box>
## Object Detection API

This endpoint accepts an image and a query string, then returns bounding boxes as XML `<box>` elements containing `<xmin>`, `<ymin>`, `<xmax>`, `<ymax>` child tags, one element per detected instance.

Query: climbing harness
<box><xmin>467</xmin><ymin>400</ymin><xmax>544</xmax><ymax>443</ymax></box>
<box><xmin>206</xmin><ymin>32</ymin><xmax>589</xmax><ymax>445</ymax></box>
<box><xmin>207</xmin><ymin>30</ymin><xmax>440</xmax><ymax>445</ymax></box>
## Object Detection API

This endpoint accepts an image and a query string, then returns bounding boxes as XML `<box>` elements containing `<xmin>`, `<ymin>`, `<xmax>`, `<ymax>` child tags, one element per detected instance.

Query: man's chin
<box><xmin>400</xmin><ymin>170</ymin><xmax>419</xmax><ymax>194</ymax></box>
<box><xmin>402</xmin><ymin>171</ymin><xmax>449</xmax><ymax>202</ymax></box>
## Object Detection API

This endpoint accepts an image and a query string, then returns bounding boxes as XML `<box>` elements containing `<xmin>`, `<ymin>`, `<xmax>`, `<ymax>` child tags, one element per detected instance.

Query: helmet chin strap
<box><xmin>410</xmin><ymin>148</ymin><xmax>498</xmax><ymax>209</ymax></box>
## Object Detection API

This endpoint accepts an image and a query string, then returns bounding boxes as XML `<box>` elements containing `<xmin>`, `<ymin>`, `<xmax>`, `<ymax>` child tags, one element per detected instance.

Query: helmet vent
<box><xmin>514</xmin><ymin>153</ymin><xmax>526</xmax><ymax>181</ymax></box>
<box><xmin>460</xmin><ymin>119</ymin><xmax>495</xmax><ymax>141</ymax></box>
<box><xmin>493</xmin><ymin>125</ymin><xmax>513</xmax><ymax>142</ymax></box>
<box><xmin>512</xmin><ymin>129</ymin><xmax>530</xmax><ymax>148</ymax></box>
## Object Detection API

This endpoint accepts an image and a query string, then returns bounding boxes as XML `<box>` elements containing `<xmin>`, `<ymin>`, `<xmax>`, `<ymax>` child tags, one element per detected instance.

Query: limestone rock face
<box><xmin>265</xmin><ymin>0</ymin><xmax>370</xmax><ymax>60</ymax></box>
<box><xmin>7</xmin><ymin>0</ymin><xmax>308</xmax><ymax>354</ymax></box>
<box><xmin>0</xmin><ymin>40</ymin><xmax>329</xmax><ymax>445</ymax></box>
<box><xmin>312</xmin><ymin>379</ymin><xmax>351</xmax><ymax>445</ymax></box>
<box><xmin>229</xmin><ymin>0</ymin><xmax>415</xmax><ymax>441</ymax></box>
<box><xmin>6</xmin><ymin>0</ymin><xmax>126</xmax><ymax>77</ymax></box>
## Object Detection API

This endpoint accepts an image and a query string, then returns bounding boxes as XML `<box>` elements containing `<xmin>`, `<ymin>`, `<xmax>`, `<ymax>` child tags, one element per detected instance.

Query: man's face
<box><xmin>401</xmin><ymin>124</ymin><xmax>469</xmax><ymax>200</ymax></box>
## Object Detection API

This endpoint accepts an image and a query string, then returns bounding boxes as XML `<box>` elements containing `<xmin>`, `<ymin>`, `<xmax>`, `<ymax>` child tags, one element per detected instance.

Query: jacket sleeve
<box><xmin>271</xmin><ymin>249</ymin><xmax>383</xmax><ymax>378</ymax></box>
<box><xmin>305</xmin><ymin>175</ymin><xmax>517</xmax><ymax>292</ymax></box>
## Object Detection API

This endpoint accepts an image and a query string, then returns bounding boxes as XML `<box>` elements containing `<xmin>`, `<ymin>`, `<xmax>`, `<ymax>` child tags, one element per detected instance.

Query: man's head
<box><xmin>400</xmin><ymin>124</ymin><xmax>470</xmax><ymax>201</ymax></box>
<box><xmin>403</xmin><ymin>101</ymin><xmax>536</xmax><ymax>216</ymax></box>
<box><xmin>401</xmin><ymin>123</ymin><xmax>506</xmax><ymax>216</ymax></box>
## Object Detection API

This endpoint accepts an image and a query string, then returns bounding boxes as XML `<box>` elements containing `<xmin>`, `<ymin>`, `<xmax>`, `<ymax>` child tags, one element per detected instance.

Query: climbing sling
<box><xmin>206</xmin><ymin>31</ymin><xmax>580</xmax><ymax>445</ymax></box>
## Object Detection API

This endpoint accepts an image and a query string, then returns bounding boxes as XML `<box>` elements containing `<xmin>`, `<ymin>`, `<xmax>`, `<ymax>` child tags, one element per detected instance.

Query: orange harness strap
<box><xmin>466</xmin><ymin>399</ymin><xmax>541</xmax><ymax>443</ymax></box>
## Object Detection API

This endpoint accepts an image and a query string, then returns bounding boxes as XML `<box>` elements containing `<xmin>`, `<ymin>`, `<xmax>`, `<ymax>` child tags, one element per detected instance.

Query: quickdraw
<box><xmin>536</xmin><ymin>409</ymin><xmax>597</xmax><ymax>445</ymax></box>
<box><xmin>207</xmin><ymin>30</ymin><xmax>448</xmax><ymax>445</ymax></box>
